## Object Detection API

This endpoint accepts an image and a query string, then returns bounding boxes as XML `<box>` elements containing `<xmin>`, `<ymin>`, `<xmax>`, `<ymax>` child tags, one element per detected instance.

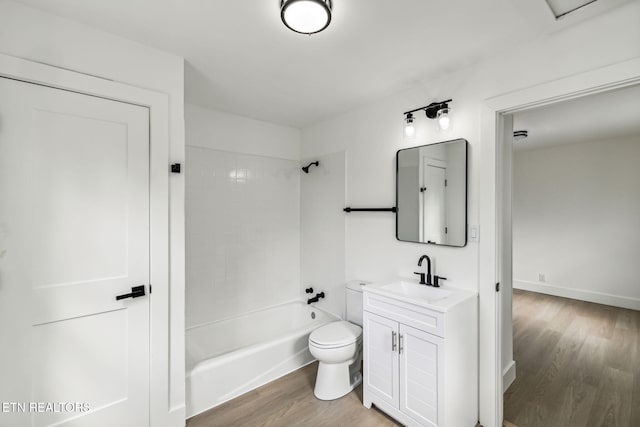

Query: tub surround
<box><xmin>300</xmin><ymin>151</ymin><xmax>346</xmax><ymax>318</ymax></box>
<box><xmin>363</xmin><ymin>280</ymin><xmax>478</xmax><ymax>427</ymax></box>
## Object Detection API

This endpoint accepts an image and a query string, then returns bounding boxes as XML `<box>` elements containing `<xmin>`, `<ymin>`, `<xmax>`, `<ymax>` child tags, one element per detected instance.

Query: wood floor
<box><xmin>186</xmin><ymin>362</ymin><xmax>401</xmax><ymax>427</ymax></box>
<box><xmin>504</xmin><ymin>289</ymin><xmax>640</xmax><ymax>427</ymax></box>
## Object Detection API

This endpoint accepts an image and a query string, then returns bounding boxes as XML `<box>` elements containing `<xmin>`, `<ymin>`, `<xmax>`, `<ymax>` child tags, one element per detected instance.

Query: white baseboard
<box><xmin>503</xmin><ymin>360</ymin><xmax>516</xmax><ymax>392</ymax></box>
<box><xmin>513</xmin><ymin>279</ymin><xmax>640</xmax><ymax>310</ymax></box>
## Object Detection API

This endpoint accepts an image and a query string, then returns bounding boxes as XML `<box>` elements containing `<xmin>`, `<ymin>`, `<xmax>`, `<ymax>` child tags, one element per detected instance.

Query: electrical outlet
<box><xmin>539</xmin><ymin>273</ymin><xmax>546</xmax><ymax>283</ymax></box>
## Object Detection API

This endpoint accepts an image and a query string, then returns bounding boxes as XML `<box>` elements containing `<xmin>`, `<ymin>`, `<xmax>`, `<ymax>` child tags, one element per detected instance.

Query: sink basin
<box><xmin>379</xmin><ymin>281</ymin><xmax>452</xmax><ymax>303</ymax></box>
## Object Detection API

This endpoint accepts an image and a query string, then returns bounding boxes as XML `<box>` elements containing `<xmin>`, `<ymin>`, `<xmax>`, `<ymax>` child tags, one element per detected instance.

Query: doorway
<box><xmin>502</xmin><ymin>84</ymin><xmax>640</xmax><ymax>426</ymax></box>
<box><xmin>477</xmin><ymin>58</ymin><xmax>640</xmax><ymax>427</ymax></box>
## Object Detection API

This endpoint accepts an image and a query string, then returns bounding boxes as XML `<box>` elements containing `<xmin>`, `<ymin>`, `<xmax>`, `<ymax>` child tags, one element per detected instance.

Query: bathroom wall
<box><xmin>185</xmin><ymin>104</ymin><xmax>302</xmax><ymax>327</ymax></box>
<box><xmin>0</xmin><ymin>2</ymin><xmax>186</xmax><ymax>423</ymax></box>
<box><xmin>513</xmin><ymin>135</ymin><xmax>640</xmax><ymax>309</ymax></box>
<box><xmin>300</xmin><ymin>152</ymin><xmax>346</xmax><ymax>318</ymax></box>
<box><xmin>300</xmin><ymin>0</ymin><xmax>640</xmax><ymax>411</ymax></box>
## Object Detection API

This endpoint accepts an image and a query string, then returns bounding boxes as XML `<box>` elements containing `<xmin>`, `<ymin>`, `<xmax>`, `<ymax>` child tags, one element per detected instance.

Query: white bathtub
<box><xmin>186</xmin><ymin>301</ymin><xmax>338</xmax><ymax>417</ymax></box>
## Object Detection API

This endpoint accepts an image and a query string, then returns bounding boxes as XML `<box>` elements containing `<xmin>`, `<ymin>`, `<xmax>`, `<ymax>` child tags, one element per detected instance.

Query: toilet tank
<box><xmin>345</xmin><ymin>281</ymin><xmax>367</xmax><ymax>326</ymax></box>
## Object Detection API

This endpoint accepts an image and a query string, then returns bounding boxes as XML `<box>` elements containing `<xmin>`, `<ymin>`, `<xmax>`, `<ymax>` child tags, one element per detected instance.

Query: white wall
<box><xmin>513</xmin><ymin>135</ymin><xmax>640</xmax><ymax>309</ymax></box>
<box><xmin>300</xmin><ymin>152</ymin><xmax>346</xmax><ymax>318</ymax></box>
<box><xmin>185</xmin><ymin>104</ymin><xmax>300</xmax><ymax>160</ymax></box>
<box><xmin>185</xmin><ymin>104</ymin><xmax>302</xmax><ymax>327</ymax></box>
<box><xmin>300</xmin><ymin>3</ymin><xmax>640</xmax><ymax>422</ymax></box>
<box><xmin>0</xmin><ymin>1</ymin><xmax>186</xmax><ymax>424</ymax></box>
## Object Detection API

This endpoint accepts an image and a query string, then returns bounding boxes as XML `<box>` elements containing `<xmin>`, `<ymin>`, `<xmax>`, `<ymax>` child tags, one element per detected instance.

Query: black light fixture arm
<box><xmin>403</xmin><ymin>99</ymin><xmax>452</xmax><ymax>117</ymax></box>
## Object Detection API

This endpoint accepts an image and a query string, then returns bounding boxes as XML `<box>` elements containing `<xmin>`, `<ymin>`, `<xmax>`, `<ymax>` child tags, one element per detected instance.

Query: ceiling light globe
<box><xmin>404</xmin><ymin>114</ymin><xmax>416</xmax><ymax>138</ymax></box>
<box><xmin>404</xmin><ymin>124</ymin><xmax>416</xmax><ymax>138</ymax></box>
<box><xmin>437</xmin><ymin>108</ymin><xmax>451</xmax><ymax>131</ymax></box>
<box><xmin>281</xmin><ymin>0</ymin><xmax>332</xmax><ymax>34</ymax></box>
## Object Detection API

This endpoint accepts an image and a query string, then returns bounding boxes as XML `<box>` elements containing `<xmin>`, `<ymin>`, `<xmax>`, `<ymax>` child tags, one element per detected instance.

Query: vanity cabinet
<box><xmin>363</xmin><ymin>290</ymin><xmax>477</xmax><ymax>427</ymax></box>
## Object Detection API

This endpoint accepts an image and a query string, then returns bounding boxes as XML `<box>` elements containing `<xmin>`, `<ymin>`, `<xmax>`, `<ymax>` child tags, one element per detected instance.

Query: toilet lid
<box><xmin>309</xmin><ymin>321</ymin><xmax>362</xmax><ymax>347</ymax></box>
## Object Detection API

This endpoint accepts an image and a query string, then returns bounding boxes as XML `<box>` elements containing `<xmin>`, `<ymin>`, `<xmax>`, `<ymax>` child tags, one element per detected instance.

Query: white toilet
<box><xmin>308</xmin><ymin>281</ymin><xmax>364</xmax><ymax>400</ymax></box>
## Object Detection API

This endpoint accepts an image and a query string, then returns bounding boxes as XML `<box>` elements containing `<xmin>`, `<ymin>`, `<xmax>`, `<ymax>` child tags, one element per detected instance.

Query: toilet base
<box><xmin>313</xmin><ymin>361</ymin><xmax>362</xmax><ymax>401</ymax></box>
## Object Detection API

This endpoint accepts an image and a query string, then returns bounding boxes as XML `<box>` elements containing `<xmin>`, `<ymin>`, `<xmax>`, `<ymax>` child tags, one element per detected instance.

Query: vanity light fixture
<box><xmin>281</xmin><ymin>0</ymin><xmax>333</xmax><ymax>35</ymax></box>
<box><xmin>403</xmin><ymin>113</ymin><xmax>416</xmax><ymax>138</ymax></box>
<box><xmin>436</xmin><ymin>106</ymin><xmax>451</xmax><ymax>130</ymax></box>
<box><xmin>403</xmin><ymin>99</ymin><xmax>453</xmax><ymax>137</ymax></box>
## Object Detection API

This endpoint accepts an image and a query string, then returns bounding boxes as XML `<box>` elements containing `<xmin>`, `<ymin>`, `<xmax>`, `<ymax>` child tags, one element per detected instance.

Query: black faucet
<box><xmin>414</xmin><ymin>255</ymin><xmax>448</xmax><ymax>287</ymax></box>
<box><xmin>307</xmin><ymin>292</ymin><xmax>325</xmax><ymax>304</ymax></box>
<box><xmin>414</xmin><ymin>255</ymin><xmax>432</xmax><ymax>286</ymax></box>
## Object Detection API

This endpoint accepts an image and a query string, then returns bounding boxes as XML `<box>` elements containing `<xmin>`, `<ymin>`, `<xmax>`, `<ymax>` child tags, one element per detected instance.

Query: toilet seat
<box><xmin>309</xmin><ymin>321</ymin><xmax>362</xmax><ymax>349</ymax></box>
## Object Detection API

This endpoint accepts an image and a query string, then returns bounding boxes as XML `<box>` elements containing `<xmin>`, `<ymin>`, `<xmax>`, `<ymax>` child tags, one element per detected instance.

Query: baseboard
<box><xmin>503</xmin><ymin>360</ymin><xmax>516</xmax><ymax>392</ymax></box>
<box><xmin>513</xmin><ymin>279</ymin><xmax>640</xmax><ymax>311</ymax></box>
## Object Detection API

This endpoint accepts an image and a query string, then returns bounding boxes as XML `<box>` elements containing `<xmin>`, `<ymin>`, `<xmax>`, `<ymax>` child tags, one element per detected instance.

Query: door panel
<box><xmin>31</xmin><ymin>310</ymin><xmax>128</xmax><ymax>426</ymax></box>
<box><xmin>399</xmin><ymin>324</ymin><xmax>443</xmax><ymax>427</ymax></box>
<box><xmin>363</xmin><ymin>312</ymin><xmax>399</xmax><ymax>407</ymax></box>
<box><xmin>31</xmin><ymin>109</ymin><xmax>129</xmax><ymax>288</ymax></box>
<box><xmin>0</xmin><ymin>77</ymin><xmax>150</xmax><ymax>427</ymax></box>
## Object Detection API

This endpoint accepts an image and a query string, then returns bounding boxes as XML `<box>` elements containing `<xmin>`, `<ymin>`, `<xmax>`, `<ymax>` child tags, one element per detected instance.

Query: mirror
<box><xmin>396</xmin><ymin>139</ymin><xmax>467</xmax><ymax>247</ymax></box>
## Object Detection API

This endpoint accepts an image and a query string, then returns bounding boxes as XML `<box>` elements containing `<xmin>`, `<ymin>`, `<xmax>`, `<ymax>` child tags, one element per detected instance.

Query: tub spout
<box><xmin>307</xmin><ymin>292</ymin><xmax>325</xmax><ymax>304</ymax></box>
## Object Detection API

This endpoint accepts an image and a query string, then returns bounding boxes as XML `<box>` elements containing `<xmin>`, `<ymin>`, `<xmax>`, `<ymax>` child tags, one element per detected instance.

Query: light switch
<box><xmin>469</xmin><ymin>225</ymin><xmax>479</xmax><ymax>242</ymax></box>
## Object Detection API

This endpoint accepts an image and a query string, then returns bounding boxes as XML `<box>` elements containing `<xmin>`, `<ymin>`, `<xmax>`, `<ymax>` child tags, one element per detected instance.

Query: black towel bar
<box><xmin>343</xmin><ymin>207</ymin><xmax>397</xmax><ymax>213</ymax></box>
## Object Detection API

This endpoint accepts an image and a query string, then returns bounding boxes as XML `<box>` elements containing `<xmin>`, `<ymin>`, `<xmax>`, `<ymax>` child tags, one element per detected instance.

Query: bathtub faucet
<box><xmin>307</xmin><ymin>292</ymin><xmax>325</xmax><ymax>304</ymax></box>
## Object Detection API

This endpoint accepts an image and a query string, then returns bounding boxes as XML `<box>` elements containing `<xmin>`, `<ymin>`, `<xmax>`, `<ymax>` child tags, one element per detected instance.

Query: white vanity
<box><xmin>362</xmin><ymin>280</ymin><xmax>478</xmax><ymax>427</ymax></box>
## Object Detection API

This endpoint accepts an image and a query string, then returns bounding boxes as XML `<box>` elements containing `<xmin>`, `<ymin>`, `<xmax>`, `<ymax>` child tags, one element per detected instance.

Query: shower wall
<box><xmin>300</xmin><ymin>152</ymin><xmax>346</xmax><ymax>318</ymax></box>
<box><xmin>185</xmin><ymin>104</ymin><xmax>301</xmax><ymax>328</ymax></box>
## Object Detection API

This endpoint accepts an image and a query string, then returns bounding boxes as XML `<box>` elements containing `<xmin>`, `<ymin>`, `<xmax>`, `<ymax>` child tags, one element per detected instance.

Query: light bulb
<box><xmin>437</xmin><ymin>108</ymin><xmax>450</xmax><ymax>131</ymax></box>
<box><xmin>404</xmin><ymin>114</ymin><xmax>415</xmax><ymax>138</ymax></box>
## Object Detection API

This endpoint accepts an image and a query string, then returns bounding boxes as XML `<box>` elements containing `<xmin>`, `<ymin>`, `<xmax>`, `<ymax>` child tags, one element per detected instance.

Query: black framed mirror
<box><xmin>396</xmin><ymin>139</ymin><xmax>468</xmax><ymax>247</ymax></box>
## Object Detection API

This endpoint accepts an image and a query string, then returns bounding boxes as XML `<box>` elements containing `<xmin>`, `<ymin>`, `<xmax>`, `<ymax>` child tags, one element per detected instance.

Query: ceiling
<box><xmin>13</xmin><ymin>0</ymin><xmax>626</xmax><ymax>127</ymax></box>
<box><xmin>513</xmin><ymin>84</ymin><xmax>640</xmax><ymax>151</ymax></box>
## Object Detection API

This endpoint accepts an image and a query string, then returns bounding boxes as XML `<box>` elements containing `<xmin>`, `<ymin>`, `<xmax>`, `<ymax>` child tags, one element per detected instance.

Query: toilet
<box><xmin>308</xmin><ymin>281</ymin><xmax>364</xmax><ymax>400</ymax></box>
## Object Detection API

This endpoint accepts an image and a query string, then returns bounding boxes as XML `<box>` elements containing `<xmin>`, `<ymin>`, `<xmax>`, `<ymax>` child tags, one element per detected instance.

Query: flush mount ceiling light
<box><xmin>281</xmin><ymin>0</ymin><xmax>333</xmax><ymax>35</ymax></box>
<box><xmin>403</xmin><ymin>99</ymin><xmax>453</xmax><ymax>137</ymax></box>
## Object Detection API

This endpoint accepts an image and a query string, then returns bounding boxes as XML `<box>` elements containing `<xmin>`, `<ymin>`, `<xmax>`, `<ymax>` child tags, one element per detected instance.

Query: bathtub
<box><xmin>186</xmin><ymin>301</ymin><xmax>339</xmax><ymax>417</ymax></box>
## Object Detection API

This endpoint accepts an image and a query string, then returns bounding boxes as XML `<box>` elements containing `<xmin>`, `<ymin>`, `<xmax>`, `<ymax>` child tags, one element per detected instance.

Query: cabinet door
<box><xmin>399</xmin><ymin>324</ymin><xmax>444</xmax><ymax>427</ymax></box>
<box><xmin>363</xmin><ymin>312</ymin><xmax>399</xmax><ymax>408</ymax></box>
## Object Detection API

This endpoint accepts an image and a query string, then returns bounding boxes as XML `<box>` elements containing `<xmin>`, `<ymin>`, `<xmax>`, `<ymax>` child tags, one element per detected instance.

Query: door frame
<box><xmin>478</xmin><ymin>57</ymin><xmax>640</xmax><ymax>426</ymax></box>
<box><xmin>0</xmin><ymin>53</ymin><xmax>172</xmax><ymax>427</ymax></box>
<box><xmin>420</xmin><ymin>156</ymin><xmax>448</xmax><ymax>244</ymax></box>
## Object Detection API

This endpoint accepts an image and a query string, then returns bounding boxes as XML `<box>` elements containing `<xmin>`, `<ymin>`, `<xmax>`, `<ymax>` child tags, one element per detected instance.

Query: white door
<box><xmin>423</xmin><ymin>161</ymin><xmax>447</xmax><ymax>244</ymax></box>
<box><xmin>0</xmin><ymin>77</ymin><xmax>150</xmax><ymax>426</ymax></box>
<box><xmin>363</xmin><ymin>312</ymin><xmax>399</xmax><ymax>408</ymax></box>
<box><xmin>399</xmin><ymin>324</ymin><xmax>443</xmax><ymax>427</ymax></box>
